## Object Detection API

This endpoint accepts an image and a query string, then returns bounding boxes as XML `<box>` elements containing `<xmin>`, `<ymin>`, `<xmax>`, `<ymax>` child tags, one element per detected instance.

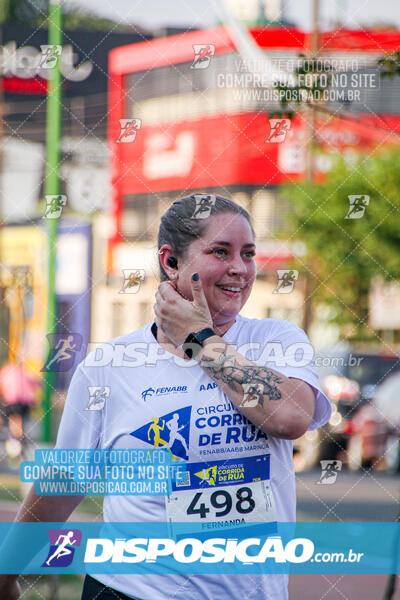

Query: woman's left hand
<box><xmin>154</xmin><ymin>274</ymin><xmax>213</xmax><ymax>346</ymax></box>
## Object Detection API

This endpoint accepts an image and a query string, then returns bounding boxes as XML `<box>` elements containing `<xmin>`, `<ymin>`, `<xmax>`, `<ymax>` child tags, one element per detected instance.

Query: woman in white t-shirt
<box><xmin>0</xmin><ymin>194</ymin><xmax>330</xmax><ymax>600</ymax></box>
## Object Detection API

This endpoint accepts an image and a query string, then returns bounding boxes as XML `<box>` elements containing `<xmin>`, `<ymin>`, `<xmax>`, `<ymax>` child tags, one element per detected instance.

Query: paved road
<box><xmin>292</xmin><ymin>470</ymin><xmax>400</xmax><ymax>599</ymax></box>
<box><xmin>296</xmin><ymin>469</ymin><xmax>400</xmax><ymax>521</ymax></box>
<box><xmin>289</xmin><ymin>573</ymin><xmax>398</xmax><ymax>599</ymax></box>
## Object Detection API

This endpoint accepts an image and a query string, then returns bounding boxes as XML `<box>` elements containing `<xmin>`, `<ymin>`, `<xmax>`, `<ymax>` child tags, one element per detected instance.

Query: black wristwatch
<box><xmin>182</xmin><ymin>328</ymin><xmax>216</xmax><ymax>359</ymax></box>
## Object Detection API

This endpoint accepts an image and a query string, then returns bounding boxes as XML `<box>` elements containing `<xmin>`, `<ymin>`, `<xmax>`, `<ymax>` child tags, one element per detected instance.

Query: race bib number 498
<box><xmin>165</xmin><ymin>455</ymin><xmax>276</xmax><ymax>531</ymax></box>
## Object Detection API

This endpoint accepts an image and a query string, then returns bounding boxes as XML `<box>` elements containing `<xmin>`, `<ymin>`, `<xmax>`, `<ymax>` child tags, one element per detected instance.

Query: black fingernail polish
<box><xmin>192</xmin><ymin>273</ymin><xmax>199</xmax><ymax>281</ymax></box>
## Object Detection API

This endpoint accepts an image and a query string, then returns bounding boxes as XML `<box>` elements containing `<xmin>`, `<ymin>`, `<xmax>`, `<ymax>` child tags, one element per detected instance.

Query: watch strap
<box><xmin>182</xmin><ymin>328</ymin><xmax>216</xmax><ymax>359</ymax></box>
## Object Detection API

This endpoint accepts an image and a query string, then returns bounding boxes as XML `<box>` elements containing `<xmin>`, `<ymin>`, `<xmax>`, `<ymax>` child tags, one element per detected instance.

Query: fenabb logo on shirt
<box><xmin>141</xmin><ymin>385</ymin><xmax>188</xmax><ymax>401</ymax></box>
<box><xmin>130</xmin><ymin>406</ymin><xmax>191</xmax><ymax>461</ymax></box>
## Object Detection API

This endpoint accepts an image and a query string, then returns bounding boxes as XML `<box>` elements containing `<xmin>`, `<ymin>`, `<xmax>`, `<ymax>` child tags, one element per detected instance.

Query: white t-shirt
<box><xmin>56</xmin><ymin>315</ymin><xmax>331</xmax><ymax>600</ymax></box>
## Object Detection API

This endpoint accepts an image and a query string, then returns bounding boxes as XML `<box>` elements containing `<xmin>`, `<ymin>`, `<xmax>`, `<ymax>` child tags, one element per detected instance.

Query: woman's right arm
<box><xmin>0</xmin><ymin>484</ymin><xmax>85</xmax><ymax>598</ymax></box>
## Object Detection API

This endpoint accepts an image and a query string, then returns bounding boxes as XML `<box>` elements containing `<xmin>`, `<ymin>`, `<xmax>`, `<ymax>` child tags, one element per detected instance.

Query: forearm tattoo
<box><xmin>201</xmin><ymin>352</ymin><xmax>283</xmax><ymax>407</ymax></box>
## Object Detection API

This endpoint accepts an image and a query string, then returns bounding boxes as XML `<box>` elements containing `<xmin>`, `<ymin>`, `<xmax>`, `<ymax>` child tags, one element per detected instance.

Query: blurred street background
<box><xmin>0</xmin><ymin>0</ymin><xmax>400</xmax><ymax>598</ymax></box>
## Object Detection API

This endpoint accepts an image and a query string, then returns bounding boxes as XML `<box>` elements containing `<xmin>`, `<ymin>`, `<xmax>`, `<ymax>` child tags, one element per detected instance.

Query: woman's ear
<box><xmin>159</xmin><ymin>245</ymin><xmax>179</xmax><ymax>281</ymax></box>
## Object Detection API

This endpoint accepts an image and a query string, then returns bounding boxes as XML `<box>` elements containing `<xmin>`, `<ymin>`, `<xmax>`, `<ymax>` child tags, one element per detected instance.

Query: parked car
<box><xmin>293</xmin><ymin>350</ymin><xmax>400</xmax><ymax>471</ymax></box>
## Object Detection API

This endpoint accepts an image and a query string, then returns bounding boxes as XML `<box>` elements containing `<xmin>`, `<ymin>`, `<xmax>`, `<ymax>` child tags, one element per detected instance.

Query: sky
<box><xmin>64</xmin><ymin>0</ymin><xmax>400</xmax><ymax>31</ymax></box>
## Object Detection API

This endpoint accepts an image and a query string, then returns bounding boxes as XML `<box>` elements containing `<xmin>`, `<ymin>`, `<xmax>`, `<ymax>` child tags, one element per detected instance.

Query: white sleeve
<box><xmin>55</xmin><ymin>362</ymin><xmax>103</xmax><ymax>450</ymax></box>
<box><xmin>257</xmin><ymin>320</ymin><xmax>332</xmax><ymax>430</ymax></box>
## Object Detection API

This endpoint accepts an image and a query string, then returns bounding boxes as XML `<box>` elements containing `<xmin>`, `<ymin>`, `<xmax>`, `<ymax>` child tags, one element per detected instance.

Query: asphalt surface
<box><xmin>289</xmin><ymin>573</ymin><xmax>398</xmax><ymax>599</ymax></box>
<box><xmin>291</xmin><ymin>469</ymin><xmax>400</xmax><ymax>600</ymax></box>
<box><xmin>296</xmin><ymin>469</ymin><xmax>400</xmax><ymax>522</ymax></box>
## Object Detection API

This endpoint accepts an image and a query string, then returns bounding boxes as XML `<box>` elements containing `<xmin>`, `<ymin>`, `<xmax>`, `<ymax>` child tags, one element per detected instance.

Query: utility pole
<box><xmin>302</xmin><ymin>0</ymin><xmax>319</xmax><ymax>334</ymax></box>
<box><xmin>306</xmin><ymin>0</ymin><xmax>319</xmax><ymax>180</ymax></box>
<box><xmin>42</xmin><ymin>0</ymin><xmax>62</xmax><ymax>443</ymax></box>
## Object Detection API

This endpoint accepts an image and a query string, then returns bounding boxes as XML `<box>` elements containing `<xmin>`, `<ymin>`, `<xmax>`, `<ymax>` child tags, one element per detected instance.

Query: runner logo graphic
<box><xmin>345</xmin><ymin>195</ymin><xmax>370</xmax><ymax>219</ymax></box>
<box><xmin>42</xmin><ymin>529</ymin><xmax>82</xmax><ymax>567</ymax></box>
<box><xmin>130</xmin><ymin>406</ymin><xmax>191</xmax><ymax>460</ymax></box>
<box><xmin>317</xmin><ymin>460</ymin><xmax>342</xmax><ymax>484</ymax></box>
<box><xmin>194</xmin><ymin>465</ymin><xmax>217</xmax><ymax>486</ymax></box>
<box><xmin>119</xmin><ymin>269</ymin><xmax>145</xmax><ymax>294</ymax></box>
<box><xmin>273</xmin><ymin>270</ymin><xmax>298</xmax><ymax>294</ymax></box>
<box><xmin>265</xmin><ymin>118</ymin><xmax>291</xmax><ymax>143</ymax></box>
<box><xmin>39</xmin><ymin>45</ymin><xmax>62</xmax><ymax>69</ymax></box>
<box><xmin>44</xmin><ymin>194</ymin><xmax>67</xmax><ymax>219</ymax></box>
<box><xmin>241</xmin><ymin>383</ymin><xmax>264</xmax><ymax>408</ymax></box>
<box><xmin>191</xmin><ymin>194</ymin><xmax>216</xmax><ymax>219</ymax></box>
<box><xmin>41</xmin><ymin>333</ymin><xmax>83</xmax><ymax>372</ymax></box>
<box><xmin>191</xmin><ymin>44</ymin><xmax>215</xmax><ymax>69</ymax></box>
<box><xmin>86</xmin><ymin>386</ymin><xmax>110</xmax><ymax>411</ymax></box>
<box><xmin>116</xmin><ymin>118</ymin><xmax>142</xmax><ymax>143</ymax></box>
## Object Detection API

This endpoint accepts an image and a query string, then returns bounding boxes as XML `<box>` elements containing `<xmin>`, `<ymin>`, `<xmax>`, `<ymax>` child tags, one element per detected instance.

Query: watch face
<box><xmin>183</xmin><ymin>329</ymin><xmax>215</xmax><ymax>359</ymax></box>
<box><xmin>183</xmin><ymin>333</ymin><xmax>200</xmax><ymax>359</ymax></box>
<box><xmin>186</xmin><ymin>333</ymin><xmax>198</xmax><ymax>345</ymax></box>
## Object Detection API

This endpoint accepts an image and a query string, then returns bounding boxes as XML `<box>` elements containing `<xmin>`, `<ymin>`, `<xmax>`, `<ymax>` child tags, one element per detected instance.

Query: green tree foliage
<box><xmin>273</xmin><ymin>54</ymin><xmax>334</xmax><ymax>108</ymax></box>
<box><xmin>280</xmin><ymin>149</ymin><xmax>400</xmax><ymax>341</ymax></box>
<box><xmin>378</xmin><ymin>51</ymin><xmax>400</xmax><ymax>79</ymax></box>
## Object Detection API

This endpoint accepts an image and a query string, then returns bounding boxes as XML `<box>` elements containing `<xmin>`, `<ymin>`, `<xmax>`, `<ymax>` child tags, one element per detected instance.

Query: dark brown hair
<box><xmin>157</xmin><ymin>193</ymin><xmax>254</xmax><ymax>281</ymax></box>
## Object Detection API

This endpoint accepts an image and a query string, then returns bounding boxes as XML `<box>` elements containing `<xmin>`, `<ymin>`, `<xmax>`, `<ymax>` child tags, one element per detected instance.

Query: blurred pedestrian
<box><xmin>0</xmin><ymin>361</ymin><xmax>40</xmax><ymax>458</ymax></box>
